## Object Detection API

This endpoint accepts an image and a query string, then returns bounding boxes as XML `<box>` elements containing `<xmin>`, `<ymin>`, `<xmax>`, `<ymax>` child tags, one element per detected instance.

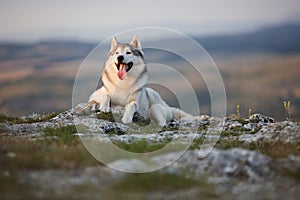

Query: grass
<box><xmin>220</xmin><ymin>125</ymin><xmax>261</xmax><ymax>136</ymax></box>
<box><xmin>0</xmin><ymin>172</ymin><xmax>39</xmax><ymax>200</ymax></box>
<box><xmin>284</xmin><ymin>170</ymin><xmax>300</xmax><ymax>180</ymax></box>
<box><xmin>0</xmin><ymin>119</ymin><xmax>299</xmax><ymax>200</ymax></box>
<box><xmin>190</xmin><ymin>133</ymin><xmax>300</xmax><ymax>159</ymax></box>
<box><xmin>215</xmin><ymin>139</ymin><xmax>300</xmax><ymax>159</ymax></box>
<box><xmin>189</xmin><ymin>137</ymin><xmax>244</xmax><ymax>150</ymax></box>
<box><xmin>1</xmin><ymin>110</ymin><xmax>299</xmax><ymax>186</ymax></box>
<box><xmin>283</xmin><ymin>100</ymin><xmax>293</xmax><ymax>121</ymax></box>
<box><xmin>1</xmin><ymin>111</ymin><xmax>298</xmax><ymax>159</ymax></box>
<box><xmin>0</xmin><ymin>124</ymin><xmax>101</xmax><ymax>199</ymax></box>
<box><xmin>0</xmin><ymin>139</ymin><xmax>99</xmax><ymax>171</ymax></box>
<box><xmin>96</xmin><ymin>112</ymin><xmax>115</xmax><ymax>122</ymax></box>
<box><xmin>0</xmin><ymin>112</ymin><xmax>60</xmax><ymax>124</ymax></box>
<box><xmin>112</xmin><ymin>138</ymin><xmax>172</xmax><ymax>153</ymax></box>
<box><xmin>43</xmin><ymin>125</ymin><xmax>78</xmax><ymax>145</ymax></box>
<box><xmin>113</xmin><ymin>172</ymin><xmax>198</xmax><ymax>191</ymax></box>
<box><xmin>248</xmin><ymin>139</ymin><xmax>300</xmax><ymax>159</ymax></box>
<box><xmin>111</xmin><ymin>172</ymin><xmax>220</xmax><ymax>199</ymax></box>
<box><xmin>216</xmin><ymin>139</ymin><xmax>245</xmax><ymax>150</ymax></box>
<box><xmin>0</xmin><ymin>126</ymin><xmax>99</xmax><ymax>171</ymax></box>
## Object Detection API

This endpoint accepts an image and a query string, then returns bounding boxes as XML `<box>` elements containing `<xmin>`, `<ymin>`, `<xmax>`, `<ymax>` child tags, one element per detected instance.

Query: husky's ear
<box><xmin>110</xmin><ymin>36</ymin><xmax>118</xmax><ymax>52</ymax></box>
<box><xmin>130</xmin><ymin>36</ymin><xmax>141</xmax><ymax>49</ymax></box>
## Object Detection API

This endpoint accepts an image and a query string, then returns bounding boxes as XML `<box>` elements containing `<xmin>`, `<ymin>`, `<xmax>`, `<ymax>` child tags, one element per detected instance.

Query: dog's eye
<box><xmin>126</xmin><ymin>51</ymin><xmax>132</xmax><ymax>54</ymax></box>
<box><xmin>116</xmin><ymin>52</ymin><xmax>119</xmax><ymax>55</ymax></box>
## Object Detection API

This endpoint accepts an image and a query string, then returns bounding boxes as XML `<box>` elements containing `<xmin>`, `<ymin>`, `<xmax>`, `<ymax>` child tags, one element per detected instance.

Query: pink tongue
<box><xmin>117</xmin><ymin>64</ymin><xmax>127</xmax><ymax>80</ymax></box>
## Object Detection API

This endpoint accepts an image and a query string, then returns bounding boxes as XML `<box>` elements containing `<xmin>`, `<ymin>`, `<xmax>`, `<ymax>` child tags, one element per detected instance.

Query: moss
<box><xmin>104</xmin><ymin>127</ymin><xmax>125</xmax><ymax>135</ymax></box>
<box><xmin>111</xmin><ymin>138</ymin><xmax>172</xmax><ymax>153</ymax></box>
<box><xmin>220</xmin><ymin>124</ymin><xmax>261</xmax><ymax>137</ymax></box>
<box><xmin>189</xmin><ymin>137</ymin><xmax>246</xmax><ymax>151</ymax></box>
<box><xmin>221</xmin><ymin>130</ymin><xmax>244</xmax><ymax>137</ymax></box>
<box><xmin>159</xmin><ymin>126</ymin><xmax>179</xmax><ymax>132</ymax></box>
<box><xmin>96</xmin><ymin>112</ymin><xmax>115</xmax><ymax>122</ymax></box>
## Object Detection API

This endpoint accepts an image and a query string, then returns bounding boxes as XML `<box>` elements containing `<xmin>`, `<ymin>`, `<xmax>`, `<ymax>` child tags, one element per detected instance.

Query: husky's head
<box><xmin>108</xmin><ymin>36</ymin><xmax>145</xmax><ymax>80</ymax></box>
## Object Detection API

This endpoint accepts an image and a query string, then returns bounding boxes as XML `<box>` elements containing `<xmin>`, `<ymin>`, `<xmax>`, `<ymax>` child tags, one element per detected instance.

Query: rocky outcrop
<box><xmin>1</xmin><ymin>107</ymin><xmax>300</xmax><ymax>199</ymax></box>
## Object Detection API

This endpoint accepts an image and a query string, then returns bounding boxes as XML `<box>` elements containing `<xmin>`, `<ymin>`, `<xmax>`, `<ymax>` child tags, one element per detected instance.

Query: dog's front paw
<box><xmin>99</xmin><ymin>104</ymin><xmax>111</xmax><ymax>113</ymax></box>
<box><xmin>195</xmin><ymin>115</ymin><xmax>210</xmax><ymax>121</ymax></box>
<box><xmin>75</xmin><ymin>101</ymin><xmax>99</xmax><ymax>114</ymax></box>
<box><xmin>121</xmin><ymin>114</ymin><xmax>132</xmax><ymax>124</ymax></box>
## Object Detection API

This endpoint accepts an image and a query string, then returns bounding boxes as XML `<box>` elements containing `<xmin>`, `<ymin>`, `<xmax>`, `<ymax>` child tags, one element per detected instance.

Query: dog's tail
<box><xmin>171</xmin><ymin>107</ymin><xmax>195</xmax><ymax>121</ymax></box>
<box><xmin>171</xmin><ymin>107</ymin><xmax>210</xmax><ymax>121</ymax></box>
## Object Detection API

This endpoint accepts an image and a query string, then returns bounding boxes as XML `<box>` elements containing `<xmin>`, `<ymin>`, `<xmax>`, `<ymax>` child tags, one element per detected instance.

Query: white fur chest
<box><xmin>109</xmin><ymin>77</ymin><xmax>137</xmax><ymax>106</ymax></box>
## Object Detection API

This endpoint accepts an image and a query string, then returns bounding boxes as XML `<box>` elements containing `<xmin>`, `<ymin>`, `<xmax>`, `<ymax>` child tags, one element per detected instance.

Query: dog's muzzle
<box><xmin>115</xmin><ymin>61</ymin><xmax>133</xmax><ymax>80</ymax></box>
<box><xmin>115</xmin><ymin>55</ymin><xmax>133</xmax><ymax>80</ymax></box>
<box><xmin>115</xmin><ymin>62</ymin><xmax>133</xmax><ymax>72</ymax></box>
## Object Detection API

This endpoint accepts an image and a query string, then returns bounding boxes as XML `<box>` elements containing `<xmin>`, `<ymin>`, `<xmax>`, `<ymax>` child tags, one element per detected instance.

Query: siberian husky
<box><xmin>80</xmin><ymin>36</ymin><xmax>199</xmax><ymax>126</ymax></box>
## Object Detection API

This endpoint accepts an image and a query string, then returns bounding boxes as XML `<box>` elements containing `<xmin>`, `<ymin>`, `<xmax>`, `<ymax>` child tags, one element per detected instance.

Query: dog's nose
<box><xmin>117</xmin><ymin>55</ymin><xmax>124</xmax><ymax>63</ymax></box>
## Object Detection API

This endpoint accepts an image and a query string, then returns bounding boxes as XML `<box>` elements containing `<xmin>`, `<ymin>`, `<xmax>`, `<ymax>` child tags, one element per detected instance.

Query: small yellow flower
<box><xmin>283</xmin><ymin>100</ymin><xmax>292</xmax><ymax>121</ymax></box>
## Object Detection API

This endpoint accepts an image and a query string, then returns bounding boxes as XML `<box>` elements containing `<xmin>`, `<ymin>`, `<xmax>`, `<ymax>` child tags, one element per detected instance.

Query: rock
<box><xmin>228</xmin><ymin>120</ymin><xmax>243</xmax><ymax>130</ymax></box>
<box><xmin>172</xmin><ymin>148</ymin><xmax>273</xmax><ymax>182</ymax></box>
<box><xmin>1</xmin><ymin>107</ymin><xmax>300</xmax><ymax>200</ymax></box>
<box><xmin>249</xmin><ymin>113</ymin><xmax>275</xmax><ymax>123</ymax></box>
<box><xmin>109</xmin><ymin>159</ymin><xmax>151</xmax><ymax>172</ymax></box>
<box><xmin>243</xmin><ymin>123</ymin><xmax>260</xmax><ymax>132</ymax></box>
<box><xmin>277</xmin><ymin>155</ymin><xmax>300</xmax><ymax>173</ymax></box>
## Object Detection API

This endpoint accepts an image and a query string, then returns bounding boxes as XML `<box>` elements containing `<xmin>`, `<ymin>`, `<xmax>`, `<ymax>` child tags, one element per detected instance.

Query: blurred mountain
<box><xmin>1</xmin><ymin>23</ymin><xmax>300</xmax><ymax>61</ymax></box>
<box><xmin>196</xmin><ymin>23</ymin><xmax>300</xmax><ymax>56</ymax></box>
<box><xmin>0</xmin><ymin>41</ymin><xmax>94</xmax><ymax>62</ymax></box>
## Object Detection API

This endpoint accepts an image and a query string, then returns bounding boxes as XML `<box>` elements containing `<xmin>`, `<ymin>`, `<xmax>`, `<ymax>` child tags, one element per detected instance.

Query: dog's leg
<box><xmin>75</xmin><ymin>100</ymin><xmax>99</xmax><ymax>114</ymax></box>
<box><xmin>149</xmin><ymin>104</ymin><xmax>169</xmax><ymax>126</ymax></box>
<box><xmin>122</xmin><ymin>101</ymin><xmax>137</xmax><ymax>124</ymax></box>
<box><xmin>88</xmin><ymin>88</ymin><xmax>111</xmax><ymax>113</ymax></box>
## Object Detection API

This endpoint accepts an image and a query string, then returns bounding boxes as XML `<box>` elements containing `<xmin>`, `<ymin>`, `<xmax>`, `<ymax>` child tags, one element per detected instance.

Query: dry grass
<box><xmin>1</xmin><ymin>52</ymin><xmax>300</xmax><ymax>119</ymax></box>
<box><xmin>0</xmin><ymin>133</ymin><xmax>99</xmax><ymax>171</ymax></box>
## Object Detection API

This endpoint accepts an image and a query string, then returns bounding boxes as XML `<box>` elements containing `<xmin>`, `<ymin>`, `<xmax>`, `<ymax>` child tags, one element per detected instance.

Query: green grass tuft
<box><xmin>113</xmin><ymin>172</ymin><xmax>214</xmax><ymax>192</ymax></box>
<box><xmin>0</xmin><ymin>112</ymin><xmax>60</xmax><ymax>124</ymax></box>
<box><xmin>96</xmin><ymin>112</ymin><xmax>115</xmax><ymax>122</ymax></box>
<box><xmin>43</xmin><ymin>125</ymin><xmax>78</xmax><ymax>145</ymax></box>
<box><xmin>112</xmin><ymin>138</ymin><xmax>172</xmax><ymax>153</ymax></box>
<box><xmin>248</xmin><ymin>139</ymin><xmax>300</xmax><ymax>159</ymax></box>
<box><xmin>284</xmin><ymin>170</ymin><xmax>300</xmax><ymax>180</ymax></box>
<box><xmin>0</xmin><ymin>137</ymin><xmax>99</xmax><ymax>171</ymax></box>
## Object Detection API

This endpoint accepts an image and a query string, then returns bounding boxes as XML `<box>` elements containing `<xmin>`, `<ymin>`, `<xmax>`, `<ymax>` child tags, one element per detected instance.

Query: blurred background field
<box><xmin>0</xmin><ymin>1</ymin><xmax>299</xmax><ymax>121</ymax></box>
<box><xmin>1</xmin><ymin>2</ymin><xmax>300</xmax><ymax>199</ymax></box>
<box><xmin>0</xmin><ymin>24</ymin><xmax>299</xmax><ymax>120</ymax></box>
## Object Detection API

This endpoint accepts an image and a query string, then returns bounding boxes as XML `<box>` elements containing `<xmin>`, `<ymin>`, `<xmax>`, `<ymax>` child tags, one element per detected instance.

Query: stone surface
<box><xmin>1</xmin><ymin>107</ymin><xmax>300</xmax><ymax>199</ymax></box>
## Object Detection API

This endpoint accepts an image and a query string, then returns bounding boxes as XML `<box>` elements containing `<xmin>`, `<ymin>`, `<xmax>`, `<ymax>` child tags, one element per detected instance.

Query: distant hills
<box><xmin>196</xmin><ymin>23</ymin><xmax>300</xmax><ymax>55</ymax></box>
<box><xmin>0</xmin><ymin>23</ymin><xmax>299</xmax><ymax>119</ymax></box>
<box><xmin>0</xmin><ymin>41</ymin><xmax>94</xmax><ymax>62</ymax></box>
<box><xmin>1</xmin><ymin>23</ymin><xmax>300</xmax><ymax>61</ymax></box>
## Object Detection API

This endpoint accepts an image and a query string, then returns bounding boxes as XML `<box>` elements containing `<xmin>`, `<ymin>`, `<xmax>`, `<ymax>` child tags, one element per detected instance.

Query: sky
<box><xmin>0</xmin><ymin>0</ymin><xmax>299</xmax><ymax>42</ymax></box>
